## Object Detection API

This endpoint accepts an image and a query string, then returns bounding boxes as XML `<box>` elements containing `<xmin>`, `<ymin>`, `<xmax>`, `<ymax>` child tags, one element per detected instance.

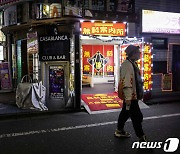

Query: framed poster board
<box><xmin>162</xmin><ymin>73</ymin><xmax>172</xmax><ymax>91</ymax></box>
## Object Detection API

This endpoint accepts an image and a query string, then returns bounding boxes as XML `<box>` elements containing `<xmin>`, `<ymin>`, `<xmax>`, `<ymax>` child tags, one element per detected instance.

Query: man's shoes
<box><xmin>139</xmin><ymin>135</ymin><xmax>148</xmax><ymax>142</ymax></box>
<box><xmin>114</xmin><ymin>129</ymin><xmax>131</xmax><ymax>138</ymax></box>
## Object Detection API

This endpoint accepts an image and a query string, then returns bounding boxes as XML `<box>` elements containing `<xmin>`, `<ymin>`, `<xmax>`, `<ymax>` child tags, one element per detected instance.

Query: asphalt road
<box><xmin>0</xmin><ymin>102</ymin><xmax>180</xmax><ymax>154</ymax></box>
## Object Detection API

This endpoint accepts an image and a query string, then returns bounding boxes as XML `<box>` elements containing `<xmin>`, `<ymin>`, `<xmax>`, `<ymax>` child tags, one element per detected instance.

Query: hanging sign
<box><xmin>81</xmin><ymin>22</ymin><xmax>126</xmax><ymax>36</ymax></box>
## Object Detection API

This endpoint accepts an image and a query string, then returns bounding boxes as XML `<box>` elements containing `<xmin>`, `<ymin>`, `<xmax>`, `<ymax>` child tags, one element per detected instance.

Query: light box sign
<box><xmin>81</xmin><ymin>22</ymin><xmax>126</xmax><ymax>36</ymax></box>
<box><xmin>82</xmin><ymin>45</ymin><xmax>114</xmax><ymax>76</ymax></box>
<box><xmin>142</xmin><ymin>10</ymin><xmax>180</xmax><ymax>34</ymax></box>
<box><xmin>39</xmin><ymin>33</ymin><xmax>70</xmax><ymax>61</ymax></box>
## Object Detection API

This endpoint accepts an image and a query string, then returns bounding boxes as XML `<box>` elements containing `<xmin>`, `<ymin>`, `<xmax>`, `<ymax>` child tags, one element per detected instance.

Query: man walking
<box><xmin>114</xmin><ymin>45</ymin><xmax>147</xmax><ymax>142</ymax></box>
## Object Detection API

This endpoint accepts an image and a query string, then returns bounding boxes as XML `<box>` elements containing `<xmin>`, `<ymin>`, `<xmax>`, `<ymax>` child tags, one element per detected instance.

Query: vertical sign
<box><xmin>49</xmin><ymin>65</ymin><xmax>64</xmax><ymax>99</ymax></box>
<box><xmin>82</xmin><ymin>45</ymin><xmax>92</xmax><ymax>75</ymax></box>
<box><xmin>17</xmin><ymin>40</ymin><xmax>22</xmax><ymax>83</ymax></box>
<box><xmin>143</xmin><ymin>44</ymin><xmax>152</xmax><ymax>91</ymax></box>
<box><xmin>104</xmin><ymin>45</ymin><xmax>114</xmax><ymax>76</ymax></box>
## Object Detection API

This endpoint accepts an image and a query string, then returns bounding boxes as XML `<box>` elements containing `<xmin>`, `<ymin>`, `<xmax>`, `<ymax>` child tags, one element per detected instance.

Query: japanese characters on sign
<box><xmin>82</xmin><ymin>45</ymin><xmax>114</xmax><ymax>76</ymax></box>
<box><xmin>143</xmin><ymin>44</ymin><xmax>152</xmax><ymax>91</ymax></box>
<box><xmin>81</xmin><ymin>22</ymin><xmax>126</xmax><ymax>37</ymax></box>
<box><xmin>81</xmin><ymin>93</ymin><xmax>123</xmax><ymax>111</ymax></box>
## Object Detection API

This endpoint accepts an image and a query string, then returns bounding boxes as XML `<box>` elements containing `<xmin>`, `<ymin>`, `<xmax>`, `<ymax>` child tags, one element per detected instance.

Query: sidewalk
<box><xmin>0</xmin><ymin>89</ymin><xmax>180</xmax><ymax>117</ymax></box>
<box><xmin>0</xmin><ymin>91</ymin><xmax>77</xmax><ymax>118</ymax></box>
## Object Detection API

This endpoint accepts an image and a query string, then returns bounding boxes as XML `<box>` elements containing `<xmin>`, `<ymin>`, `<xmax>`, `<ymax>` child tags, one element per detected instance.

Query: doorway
<box><xmin>172</xmin><ymin>45</ymin><xmax>180</xmax><ymax>91</ymax></box>
<box><xmin>41</xmin><ymin>61</ymin><xmax>69</xmax><ymax>110</ymax></box>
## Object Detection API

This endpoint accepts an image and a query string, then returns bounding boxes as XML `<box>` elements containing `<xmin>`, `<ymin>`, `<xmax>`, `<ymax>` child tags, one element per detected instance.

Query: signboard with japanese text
<box><xmin>143</xmin><ymin>44</ymin><xmax>152</xmax><ymax>91</ymax></box>
<box><xmin>81</xmin><ymin>93</ymin><xmax>123</xmax><ymax>112</ymax></box>
<box><xmin>104</xmin><ymin>45</ymin><xmax>114</xmax><ymax>76</ymax></box>
<box><xmin>39</xmin><ymin>33</ymin><xmax>70</xmax><ymax>61</ymax></box>
<box><xmin>82</xmin><ymin>45</ymin><xmax>92</xmax><ymax>75</ymax></box>
<box><xmin>81</xmin><ymin>22</ymin><xmax>126</xmax><ymax>37</ymax></box>
<box><xmin>82</xmin><ymin>45</ymin><xmax>114</xmax><ymax>76</ymax></box>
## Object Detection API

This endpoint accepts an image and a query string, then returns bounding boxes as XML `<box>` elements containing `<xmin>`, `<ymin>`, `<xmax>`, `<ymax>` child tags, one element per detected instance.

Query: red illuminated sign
<box><xmin>81</xmin><ymin>22</ymin><xmax>126</xmax><ymax>37</ymax></box>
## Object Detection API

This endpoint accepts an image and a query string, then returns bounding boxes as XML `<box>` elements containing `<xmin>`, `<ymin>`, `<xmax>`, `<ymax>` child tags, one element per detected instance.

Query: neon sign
<box><xmin>81</xmin><ymin>22</ymin><xmax>126</xmax><ymax>36</ymax></box>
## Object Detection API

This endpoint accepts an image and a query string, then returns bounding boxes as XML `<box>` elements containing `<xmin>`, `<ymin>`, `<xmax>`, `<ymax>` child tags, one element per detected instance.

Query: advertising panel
<box><xmin>81</xmin><ymin>22</ymin><xmax>126</xmax><ymax>37</ymax></box>
<box><xmin>39</xmin><ymin>33</ymin><xmax>70</xmax><ymax>61</ymax></box>
<box><xmin>82</xmin><ymin>45</ymin><xmax>92</xmax><ymax>75</ymax></box>
<box><xmin>162</xmin><ymin>73</ymin><xmax>172</xmax><ymax>91</ymax></box>
<box><xmin>82</xmin><ymin>45</ymin><xmax>114</xmax><ymax>76</ymax></box>
<box><xmin>27</xmin><ymin>32</ymin><xmax>38</xmax><ymax>54</ymax></box>
<box><xmin>0</xmin><ymin>62</ymin><xmax>12</xmax><ymax>90</ymax></box>
<box><xmin>104</xmin><ymin>45</ymin><xmax>114</xmax><ymax>76</ymax></box>
<box><xmin>49</xmin><ymin>65</ymin><xmax>64</xmax><ymax>99</ymax></box>
<box><xmin>142</xmin><ymin>10</ymin><xmax>180</xmax><ymax>34</ymax></box>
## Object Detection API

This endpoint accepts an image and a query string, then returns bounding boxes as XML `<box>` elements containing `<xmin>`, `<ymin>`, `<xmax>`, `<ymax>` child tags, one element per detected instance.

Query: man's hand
<box><xmin>125</xmin><ymin>100</ymin><xmax>131</xmax><ymax>110</ymax></box>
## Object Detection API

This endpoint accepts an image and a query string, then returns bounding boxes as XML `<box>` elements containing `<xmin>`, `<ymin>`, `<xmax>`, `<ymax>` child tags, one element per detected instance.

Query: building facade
<box><xmin>0</xmin><ymin>0</ymin><xmax>180</xmax><ymax>110</ymax></box>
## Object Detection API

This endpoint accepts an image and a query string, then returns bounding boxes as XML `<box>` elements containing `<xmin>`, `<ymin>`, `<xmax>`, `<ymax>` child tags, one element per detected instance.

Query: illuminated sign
<box><xmin>81</xmin><ymin>22</ymin><xmax>126</xmax><ymax>36</ymax></box>
<box><xmin>82</xmin><ymin>45</ymin><xmax>114</xmax><ymax>76</ymax></box>
<box><xmin>88</xmin><ymin>51</ymin><xmax>108</xmax><ymax>72</ymax></box>
<box><xmin>142</xmin><ymin>10</ymin><xmax>180</xmax><ymax>34</ymax></box>
<box><xmin>143</xmin><ymin>44</ymin><xmax>152</xmax><ymax>91</ymax></box>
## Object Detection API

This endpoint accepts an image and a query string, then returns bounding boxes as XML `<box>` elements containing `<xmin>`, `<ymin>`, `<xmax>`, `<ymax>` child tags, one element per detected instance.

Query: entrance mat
<box><xmin>81</xmin><ymin>93</ymin><xmax>123</xmax><ymax>114</ymax></box>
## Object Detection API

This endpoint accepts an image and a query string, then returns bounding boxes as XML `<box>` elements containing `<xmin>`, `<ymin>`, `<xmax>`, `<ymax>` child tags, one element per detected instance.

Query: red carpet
<box><xmin>81</xmin><ymin>92</ymin><xmax>123</xmax><ymax>113</ymax></box>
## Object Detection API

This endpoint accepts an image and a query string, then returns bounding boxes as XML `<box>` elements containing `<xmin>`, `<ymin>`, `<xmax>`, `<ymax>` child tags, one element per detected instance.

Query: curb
<box><xmin>0</xmin><ymin>108</ymin><xmax>86</xmax><ymax>120</ymax></box>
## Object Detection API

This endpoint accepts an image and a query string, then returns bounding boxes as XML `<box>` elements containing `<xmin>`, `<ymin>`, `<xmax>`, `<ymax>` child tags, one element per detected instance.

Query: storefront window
<box><xmin>92</xmin><ymin>0</ymin><xmax>104</xmax><ymax>11</ymax></box>
<box><xmin>36</xmin><ymin>3</ymin><xmax>61</xmax><ymax>19</ymax></box>
<box><xmin>116</xmin><ymin>0</ymin><xmax>133</xmax><ymax>13</ymax></box>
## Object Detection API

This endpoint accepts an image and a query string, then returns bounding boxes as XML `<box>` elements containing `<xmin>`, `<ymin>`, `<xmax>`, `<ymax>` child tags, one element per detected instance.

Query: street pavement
<box><xmin>0</xmin><ymin>101</ymin><xmax>179</xmax><ymax>154</ymax></box>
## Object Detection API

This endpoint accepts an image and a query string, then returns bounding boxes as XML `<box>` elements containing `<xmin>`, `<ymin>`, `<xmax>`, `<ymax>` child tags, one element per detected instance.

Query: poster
<box><xmin>162</xmin><ymin>73</ymin><xmax>172</xmax><ymax>91</ymax></box>
<box><xmin>0</xmin><ymin>62</ymin><xmax>12</xmax><ymax>90</ymax></box>
<box><xmin>49</xmin><ymin>65</ymin><xmax>64</xmax><ymax>99</ymax></box>
<box><xmin>82</xmin><ymin>45</ymin><xmax>114</xmax><ymax>76</ymax></box>
<box><xmin>27</xmin><ymin>32</ymin><xmax>38</xmax><ymax>54</ymax></box>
